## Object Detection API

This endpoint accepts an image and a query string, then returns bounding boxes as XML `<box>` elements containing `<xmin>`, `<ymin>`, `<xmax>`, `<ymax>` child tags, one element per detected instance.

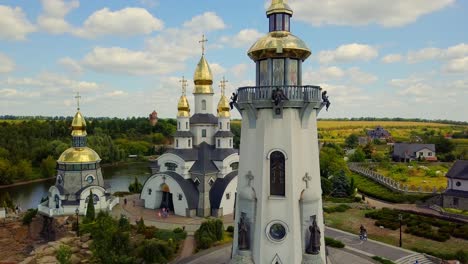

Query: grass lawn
<box><xmin>324</xmin><ymin>208</ymin><xmax>468</xmax><ymax>257</ymax></box>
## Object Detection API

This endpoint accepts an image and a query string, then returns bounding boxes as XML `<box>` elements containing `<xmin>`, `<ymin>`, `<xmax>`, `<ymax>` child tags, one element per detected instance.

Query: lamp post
<box><xmin>75</xmin><ymin>208</ymin><xmax>79</xmax><ymax>237</ymax></box>
<box><xmin>398</xmin><ymin>213</ymin><xmax>403</xmax><ymax>247</ymax></box>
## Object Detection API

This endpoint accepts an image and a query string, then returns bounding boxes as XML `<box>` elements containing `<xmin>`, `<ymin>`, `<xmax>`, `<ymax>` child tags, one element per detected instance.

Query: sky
<box><xmin>0</xmin><ymin>0</ymin><xmax>467</xmax><ymax>121</ymax></box>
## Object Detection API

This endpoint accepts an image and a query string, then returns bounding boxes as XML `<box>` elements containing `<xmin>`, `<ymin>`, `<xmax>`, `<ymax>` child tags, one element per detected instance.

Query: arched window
<box><xmin>202</xmin><ymin>100</ymin><xmax>207</xmax><ymax>110</ymax></box>
<box><xmin>270</xmin><ymin>151</ymin><xmax>285</xmax><ymax>196</ymax></box>
<box><xmin>85</xmin><ymin>194</ymin><xmax>99</xmax><ymax>204</ymax></box>
<box><xmin>176</xmin><ymin>139</ymin><xmax>179</xmax><ymax>148</ymax></box>
<box><xmin>227</xmin><ymin>122</ymin><xmax>230</xmax><ymax>130</ymax></box>
<box><xmin>217</xmin><ymin>139</ymin><xmax>221</xmax><ymax>148</ymax></box>
<box><xmin>165</xmin><ymin>162</ymin><xmax>177</xmax><ymax>171</ymax></box>
<box><xmin>188</xmin><ymin>139</ymin><xmax>191</xmax><ymax>147</ymax></box>
<box><xmin>219</xmin><ymin>122</ymin><xmax>222</xmax><ymax>129</ymax></box>
<box><xmin>202</xmin><ymin>129</ymin><xmax>207</xmax><ymax>138</ymax></box>
<box><xmin>178</xmin><ymin>122</ymin><xmax>180</xmax><ymax>129</ymax></box>
<box><xmin>186</xmin><ymin>122</ymin><xmax>188</xmax><ymax>129</ymax></box>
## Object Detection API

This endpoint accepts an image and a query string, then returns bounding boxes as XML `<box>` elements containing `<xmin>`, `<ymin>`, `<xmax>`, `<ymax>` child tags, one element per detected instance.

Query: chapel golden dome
<box><xmin>193</xmin><ymin>55</ymin><xmax>214</xmax><ymax>94</ymax></box>
<box><xmin>217</xmin><ymin>95</ymin><xmax>231</xmax><ymax>118</ymax></box>
<box><xmin>71</xmin><ymin>111</ymin><xmax>87</xmax><ymax>137</ymax></box>
<box><xmin>177</xmin><ymin>95</ymin><xmax>190</xmax><ymax>117</ymax></box>
<box><xmin>267</xmin><ymin>0</ymin><xmax>293</xmax><ymax>16</ymax></box>
<box><xmin>58</xmin><ymin>147</ymin><xmax>101</xmax><ymax>163</ymax></box>
<box><xmin>248</xmin><ymin>31</ymin><xmax>311</xmax><ymax>61</ymax></box>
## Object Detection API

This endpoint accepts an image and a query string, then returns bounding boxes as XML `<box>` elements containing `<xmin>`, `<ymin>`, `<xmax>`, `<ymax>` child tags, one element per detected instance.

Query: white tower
<box><xmin>215</xmin><ymin>77</ymin><xmax>234</xmax><ymax>149</ymax></box>
<box><xmin>231</xmin><ymin>1</ymin><xmax>326</xmax><ymax>263</ymax></box>
<box><xmin>174</xmin><ymin>76</ymin><xmax>193</xmax><ymax>149</ymax></box>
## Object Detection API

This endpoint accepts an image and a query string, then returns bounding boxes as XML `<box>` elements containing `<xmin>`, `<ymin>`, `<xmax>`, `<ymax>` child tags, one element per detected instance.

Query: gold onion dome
<box><xmin>177</xmin><ymin>95</ymin><xmax>190</xmax><ymax>117</ymax></box>
<box><xmin>58</xmin><ymin>147</ymin><xmax>101</xmax><ymax>163</ymax></box>
<box><xmin>267</xmin><ymin>0</ymin><xmax>293</xmax><ymax>16</ymax></box>
<box><xmin>217</xmin><ymin>95</ymin><xmax>230</xmax><ymax>118</ymax></box>
<box><xmin>71</xmin><ymin>111</ymin><xmax>87</xmax><ymax>137</ymax></box>
<box><xmin>193</xmin><ymin>55</ymin><xmax>214</xmax><ymax>94</ymax></box>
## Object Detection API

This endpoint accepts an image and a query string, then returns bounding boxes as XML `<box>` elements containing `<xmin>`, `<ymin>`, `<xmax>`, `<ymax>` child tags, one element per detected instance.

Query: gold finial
<box><xmin>179</xmin><ymin>76</ymin><xmax>188</xmax><ymax>95</ymax></box>
<box><xmin>267</xmin><ymin>0</ymin><xmax>293</xmax><ymax>16</ymax></box>
<box><xmin>219</xmin><ymin>76</ymin><xmax>228</xmax><ymax>96</ymax></box>
<box><xmin>74</xmin><ymin>92</ymin><xmax>81</xmax><ymax>110</ymax></box>
<box><xmin>199</xmin><ymin>34</ymin><xmax>208</xmax><ymax>55</ymax></box>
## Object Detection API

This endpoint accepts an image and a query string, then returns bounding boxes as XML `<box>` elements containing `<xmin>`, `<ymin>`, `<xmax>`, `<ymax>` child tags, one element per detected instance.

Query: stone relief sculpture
<box><xmin>238</xmin><ymin>215</ymin><xmax>250</xmax><ymax>250</ymax></box>
<box><xmin>306</xmin><ymin>217</ymin><xmax>321</xmax><ymax>255</ymax></box>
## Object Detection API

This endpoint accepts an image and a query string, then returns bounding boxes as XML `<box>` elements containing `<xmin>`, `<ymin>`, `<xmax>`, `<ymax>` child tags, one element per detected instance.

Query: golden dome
<box><xmin>71</xmin><ymin>111</ymin><xmax>87</xmax><ymax>136</ymax></box>
<box><xmin>267</xmin><ymin>0</ymin><xmax>293</xmax><ymax>16</ymax></box>
<box><xmin>248</xmin><ymin>31</ymin><xmax>311</xmax><ymax>61</ymax></box>
<box><xmin>58</xmin><ymin>147</ymin><xmax>101</xmax><ymax>163</ymax></box>
<box><xmin>193</xmin><ymin>55</ymin><xmax>214</xmax><ymax>94</ymax></box>
<box><xmin>217</xmin><ymin>95</ymin><xmax>231</xmax><ymax>118</ymax></box>
<box><xmin>177</xmin><ymin>95</ymin><xmax>190</xmax><ymax>117</ymax></box>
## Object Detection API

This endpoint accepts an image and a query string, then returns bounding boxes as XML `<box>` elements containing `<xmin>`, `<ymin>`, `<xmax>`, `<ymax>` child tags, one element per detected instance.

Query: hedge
<box><xmin>323</xmin><ymin>204</ymin><xmax>351</xmax><ymax>214</ymax></box>
<box><xmin>325</xmin><ymin>237</ymin><xmax>345</xmax><ymax>248</ymax></box>
<box><xmin>194</xmin><ymin>219</ymin><xmax>224</xmax><ymax>250</ymax></box>
<box><xmin>372</xmin><ymin>256</ymin><xmax>396</xmax><ymax>264</ymax></box>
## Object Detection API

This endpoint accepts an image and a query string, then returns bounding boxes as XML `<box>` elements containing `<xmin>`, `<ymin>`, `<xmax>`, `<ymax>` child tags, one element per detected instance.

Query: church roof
<box><xmin>156</xmin><ymin>171</ymin><xmax>199</xmax><ymax>209</ymax></box>
<box><xmin>190</xmin><ymin>113</ymin><xmax>218</xmax><ymax>125</ymax></box>
<box><xmin>190</xmin><ymin>142</ymin><xmax>219</xmax><ymax>174</ymax></box>
<box><xmin>174</xmin><ymin>131</ymin><xmax>194</xmax><ymax>138</ymax></box>
<box><xmin>211</xmin><ymin>148</ymin><xmax>238</xmax><ymax>161</ymax></box>
<box><xmin>166</xmin><ymin>148</ymin><xmax>199</xmax><ymax>161</ymax></box>
<box><xmin>444</xmin><ymin>189</ymin><xmax>468</xmax><ymax>198</ymax></box>
<box><xmin>446</xmin><ymin>160</ymin><xmax>468</xmax><ymax>180</ymax></box>
<box><xmin>214</xmin><ymin>131</ymin><xmax>235</xmax><ymax>138</ymax></box>
<box><xmin>209</xmin><ymin>170</ymin><xmax>238</xmax><ymax>209</ymax></box>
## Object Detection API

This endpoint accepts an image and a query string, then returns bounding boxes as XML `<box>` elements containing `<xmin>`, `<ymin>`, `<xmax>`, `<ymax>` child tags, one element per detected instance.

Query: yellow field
<box><xmin>317</xmin><ymin>120</ymin><xmax>453</xmax><ymax>129</ymax></box>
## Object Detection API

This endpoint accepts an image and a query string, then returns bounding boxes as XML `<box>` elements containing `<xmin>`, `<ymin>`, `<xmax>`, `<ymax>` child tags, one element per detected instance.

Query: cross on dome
<box><xmin>74</xmin><ymin>92</ymin><xmax>81</xmax><ymax>110</ymax></box>
<box><xmin>199</xmin><ymin>34</ymin><xmax>208</xmax><ymax>55</ymax></box>
<box><xmin>219</xmin><ymin>76</ymin><xmax>228</xmax><ymax>95</ymax></box>
<box><xmin>179</xmin><ymin>76</ymin><xmax>188</xmax><ymax>95</ymax></box>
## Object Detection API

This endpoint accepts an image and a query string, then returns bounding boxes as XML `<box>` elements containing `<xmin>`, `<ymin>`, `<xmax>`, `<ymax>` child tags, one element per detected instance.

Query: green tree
<box><xmin>40</xmin><ymin>156</ymin><xmax>56</xmax><ymax>178</ymax></box>
<box><xmin>128</xmin><ymin>176</ymin><xmax>143</xmax><ymax>193</ymax></box>
<box><xmin>85</xmin><ymin>191</ymin><xmax>95</xmax><ymax>222</ymax></box>
<box><xmin>349</xmin><ymin>148</ymin><xmax>366</xmax><ymax>162</ymax></box>
<box><xmin>319</xmin><ymin>147</ymin><xmax>348</xmax><ymax>178</ymax></box>
<box><xmin>345</xmin><ymin>134</ymin><xmax>359</xmax><ymax>149</ymax></box>
<box><xmin>331</xmin><ymin>171</ymin><xmax>351</xmax><ymax>197</ymax></box>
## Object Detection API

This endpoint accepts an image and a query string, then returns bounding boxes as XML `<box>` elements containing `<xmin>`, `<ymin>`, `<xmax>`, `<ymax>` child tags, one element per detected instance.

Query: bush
<box><xmin>323</xmin><ymin>204</ymin><xmax>351</xmax><ymax>214</ymax></box>
<box><xmin>173</xmin><ymin>227</ymin><xmax>184</xmax><ymax>233</ymax></box>
<box><xmin>56</xmin><ymin>245</ymin><xmax>72</xmax><ymax>264</ymax></box>
<box><xmin>226</xmin><ymin>226</ymin><xmax>234</xmax><ymax>233</ymax></box>
<box><xmin>137</xmin><ymin>238</ymin><xmax>175</xmax><ymax>263</ymax></box>
<box><xmin>372</xmin><ymin>256</ymin><xmax>396</xmax><ymax>264</ymax></box>
<box><xmin>194</xmin><ymin>219</ymin><xmax>224</xmax><ymax>250</ymax></box>
<box><xmin>22</xmin><ymin>208</ymin><xmax>38</xmax><ymax>225</ymax></box>
<box><xmin>155</xmin><ymin>229</ymin><xmax>187</xmax><ymax>242</ymax></box>
<box><xmin>325</xmin><ymin>237</ymin><xmax>345</xmax><ymax>248</ymax></box>
<box><xmin>128</xmin><ymin>176</ymin><xmax>143</xmax><ymax>193</ymax></box>
<box><xmin>374</xmin><ymin>219</ymin><xmax>399</xmax><ymax>230</ymax></box>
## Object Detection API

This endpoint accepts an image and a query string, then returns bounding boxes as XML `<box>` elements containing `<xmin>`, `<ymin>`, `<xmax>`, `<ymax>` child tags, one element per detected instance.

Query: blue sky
<box><xmin>0</xmin><ymin>0</ymin><xmax>467</xmax><ymax>121</ymax></box>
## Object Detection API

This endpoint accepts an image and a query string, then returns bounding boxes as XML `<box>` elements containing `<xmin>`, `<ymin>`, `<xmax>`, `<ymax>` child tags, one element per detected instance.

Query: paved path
<box><xmin>174</xmin><ymin>236</ymin><xmax>195</xmax><ymax>262</ymax></box>
<box><xmin>325</xmin><ymin>227</ymin><xmax>414</xmax><ymax>261</ymax></box>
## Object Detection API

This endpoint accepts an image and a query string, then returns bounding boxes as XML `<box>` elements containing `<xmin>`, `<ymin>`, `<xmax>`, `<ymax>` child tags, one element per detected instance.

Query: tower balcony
<box><xmin>236</xmin><ymin>85</ymin><xmax>322</xmax><ymax>110</ymax></box>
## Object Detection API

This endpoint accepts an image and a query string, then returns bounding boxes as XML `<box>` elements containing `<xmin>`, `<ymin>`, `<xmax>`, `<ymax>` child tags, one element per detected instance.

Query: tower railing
<box><xmin>237</xmin><ymin>85</ymin><xmax>322</xmax><ymax>108</ymax></box>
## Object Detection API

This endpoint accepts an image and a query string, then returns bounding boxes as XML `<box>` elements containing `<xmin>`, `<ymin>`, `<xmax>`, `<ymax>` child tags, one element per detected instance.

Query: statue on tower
<box><xmin>306</xmin><ymin>217</ymin><xmax>321</xmax><ymax>255</ymax></box>
<box><xmin>238</xmin><ymin>215</ymin><xmax>250</xmax><ymax>250</ymax></box>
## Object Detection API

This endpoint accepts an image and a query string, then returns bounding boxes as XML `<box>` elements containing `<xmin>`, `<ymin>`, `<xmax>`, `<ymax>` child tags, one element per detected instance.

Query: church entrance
<box><xmin>159</xmin><ymin>183</ymin><xmax>174</xmax><ymax>212</ymax></box>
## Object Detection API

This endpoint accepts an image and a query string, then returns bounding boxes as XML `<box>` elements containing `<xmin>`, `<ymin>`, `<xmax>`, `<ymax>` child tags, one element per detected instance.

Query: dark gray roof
<box><xmin>446</xmin><ymin>160</ymin><xmax>468</xmax><ymax>180</ymax></box>
<box><xmin>174</xmin><ymin>131</ymin><xmax>194</xmax><ymax>138</ymax></box>
<box><xmin>214</xmin><ymin>131</ymin><xmax>234</xmax><ymax>138</ymax></box>
<box><xmin>142</xmin><ymin>171</ymin><xmax>199</xmax><ymax>209</ymax></box>
<box><xmin>189</xmin><ymin>142</ymin><xmax>219</xmax><ymax>174</ymax></box>
<box><xmin>166</xmin><ymin>148</ymin><xmax>199</xmax><ymax>161</ymax></box>
<box><xmin>190</xmin><ymin>114</ymin><xmax>218</xmax><ymax>124</ymax></box>
<box><xmin>211</xmin><ymin>148</ymin><xmax>238</xmax><ymax>161</ymax></box>
<box><xmin>56</xmin><ymin>184</ymin><xmax>65</xmax><ymax>195</ymax></box>
<box><xmin>444</xmin><ymin>188</ymin><xmax>468</xmax><ymax>198</ymax></box>
<box><xmin>393</xmin><ymin>143</ymin><xmax>436</xmax><ymax>158</ymax></box>
<box><xmin>61</xmin><ymin>200</ymin><xmax>80</xmax><ymax>206</ymax></box>
<box><xmin>209</xmin><ymin>171</ymin><xmax>238</xmax><ymax>209</ymax></box>
<box><xmin>75</xmin><ymin>185</ymin><xmax>105</xmax><ymax>195</ymax></box>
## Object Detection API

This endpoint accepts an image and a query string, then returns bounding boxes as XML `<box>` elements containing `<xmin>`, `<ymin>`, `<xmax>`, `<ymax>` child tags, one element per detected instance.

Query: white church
<box><xmin>141</xmin><ymin>45</ymin><xmax>239</xmax><ymax>217</ymax></box>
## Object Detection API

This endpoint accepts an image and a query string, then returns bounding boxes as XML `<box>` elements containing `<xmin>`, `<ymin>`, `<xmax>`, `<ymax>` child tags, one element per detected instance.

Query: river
<box><xmin>0</xmin><ymin>162</ymin><xmax>151</xmax><ymax>210</ymax></box>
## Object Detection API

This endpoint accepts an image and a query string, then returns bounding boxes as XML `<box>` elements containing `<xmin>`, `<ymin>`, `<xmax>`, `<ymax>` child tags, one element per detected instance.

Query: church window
<box><xmin>229</xmin><ymin>139</ymin><xmax>232</xmax><ymax>147</ymax></box>
<box><xmin>165</xmin><ymin>162</ymin><xmax>177</xmax><ymax>171</ymax></box>
<box><xmin>202</xmin><ymin>100</ymin><xmax>207</xmax><ymax>110</ymax></box>
<box><xmin>272</xmin><ymin>59</ymin><xmax>285</xmax><ymax>86</ymax></box>
<box><xmin>456</xmin><ymin>181</ymin><xmax>461</xmax><ymax>187</ymax></box>
<box><xmin>270</xmin><ymin>151</ymin><xmax>286</xmax><ymax>196</ymax></box>
<box><xmin>194</xmin><ymin>178</ymin><xmax>200</xmax><ymax>186</ymax></box>
<box><xmin>454</xmin><ymin>197</ymin><xmax>459</xmax><ymax>206</ymax></box>
<box><xmin>209</xmin><ymin>178</ymin><xmax>215</xmax><ymax>186</ymax></box>
<box><xmin>148</xmin><ymin>188</ymin><xmax>152</xmax><ymax>195</ymax></box>
<box><xmin>85</xmin><ymin>175</ymin><xmax>94</xmax><ymax>184</ymax></box>
<box><xmin>276</xmin><ymin>14</ymin><xmax>283</xmax><ymax>31</ymax></box>
<box><xmin>178</xmin><ymin>122</ymin><xmax>180</xmax><ymax>129</ymax></box>
<box><xmin>57</xmin><ymin>175</ymin><xmax>63</xmax><ymax>185</ymax></box>
<box><xmin>186</xmin><ymin>122</ymin><xmax>188</xmax><ymax>129</ymax></box>
<box><xmin>178</xmin><ymin>193</ymin><xmax>183</xmax><ymax>200</ymax></box>
<box><xmin>227</xmin><ymin>122</ymin><xmax>230</xmax><ymax>129</ymax></box>
<box><xmin>54</xmin><ymin>194</ymin><xmax>60</xmax><ymax>209</ymax></box>
<box><xmin>176</xmin><ymin>139</ymin><xmax>179</xmax><ymax>148</ymax></box>
<box><xmin>188</xmin><ymin>139</ymin><xmax>191</xmax><ymax>147</ymax></box>
<box><xmin>219</xmin><ymin>122</ymin><xmax>222</xmax><ymax>129</ymax></box>
<box><xmin>230</xmin><ymin>162</ymin><xmax>239</xmax><ymax>170</ymax></box>
<box><xmin>226</xmin><ymin>193</ymin><xmax>231</xmax><ymax>200</ymax></box>
<box><xmin>217</xmin><ymin>139</ymin><xmax>221</xmax><ymax>148</ymax></box>
<box><xmin>85</xmin><ymin>194</ymin><xmax>100</xmax><ymax>205</ymax></box>
<box><xmin>202</xmin><ymin>129</ymin><xmax>207</xmax><ymax>138</ymax></box>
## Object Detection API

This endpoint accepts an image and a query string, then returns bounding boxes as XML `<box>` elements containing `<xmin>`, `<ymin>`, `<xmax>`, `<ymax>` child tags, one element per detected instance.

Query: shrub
<box><xmin>155</xmin><ymin>229</ymin><xmax>187</xmax><ymax>242</ymax></box>
<box><xmin>85</xmin><ymin>191</ymin><xmax>95</xmax><ymax>222</ymax></box>
<box><xmin>22</xmin><ymin>208</ymin><xmax>38</xmax><ymax>225</ymax></box>
<box><xmin>375</xmin><ymin>219</ymin><xmax>399</xmax><ymax>230</ymax></box>
<box><xmin>136</xmin><ymin>217</ymin><xmax>146</xmax><ymax>234</ymax></box>
<box><xmin>226</xmin><ymin>226</ymin><xmax>234</xmax><ymax>233</ymax></box>
<box><xmin>137</xmin><ymin>238</ymin><xmax>175</xmax><ymax>263</ymax></box>
<box><xmin>323</xmin><ymin>204</ymin><xmax>351</xmax><ymax>214</ymax></box>
<box><xmin>194</xmin><ymin>219</ymin><xmax>224</xmax><ymax>250</ymax></box>
<box><xmin>128</xmin><ymin>177</ymin><xmax>143</xmax><ymax>193</ymax></box>
<box><xmin>56</xmin><ymin>245</ymin><xmax>72</xmax><ymax>264</ymax></box>
<box><xmin>173</xmin><ymin>227</ymin><xmax>184</xmax><ymax>233</ymax></box>
<box><xmin>324</xmin><ymin>237</ymin><xmax>344</xmax><ymax>248</ymax></box>
<box><xmin>372</xmin><ymin>256</ymin><xmax>396</xmax><ymax>264</ymax></box>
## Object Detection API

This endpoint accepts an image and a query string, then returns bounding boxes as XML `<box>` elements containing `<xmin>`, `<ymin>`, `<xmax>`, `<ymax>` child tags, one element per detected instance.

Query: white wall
<box><xmin>448</xmin><ymin>178</ymin><xmax>468</xmax><ymax>192</ymax></box>
<box><xmin>214</xmin><ymin>153</ymin><xmax>239</xmax><ymax>176</ymax></box>
<box><xmin>219</xmin><ymin>176</ymin><xmax>238</xmax><ymax>215</ymax></box>
<box><xmin>157</xmin><ymin>153</ymin><xmax>192</xmax><ymax>177</ymax></box>
<box><xmin>192</xmin><ymin>125</ymin><xmax>216</xmax><ymax>145</ymax></box>
<box><xmin>415</xmin><ymin>148</ymin><xmax>435</xmax><ymax>159</ymax></box>
<box><xmin>194</xmin><ymin>94</ymin><xmax>214</xmax><ymax>114</ymax></box>
<box><xmin>141</xmin><ymin>174</ymin><xmax>190</xmax><ymax>216</ymax></box>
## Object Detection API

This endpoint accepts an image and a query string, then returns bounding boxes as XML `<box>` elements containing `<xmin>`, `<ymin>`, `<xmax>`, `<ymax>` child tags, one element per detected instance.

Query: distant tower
<box><xmin>215</xmin><ymin>77</ymin><xmax>234</xmax><ymax>149</ymax></box>
<box><xmin>231</xmin><ymin>0</ymin><xmax>326</xmax><ymax>263</ymax></box>
<box><xmin>149</xmin><ymin>110</ymin><xmax>158</xmax><ymax>126</ymax></box>
<box><xmin>174</xmin><ymin>76</ymin><xmax>193</xmax><ymax>150</ymax></box>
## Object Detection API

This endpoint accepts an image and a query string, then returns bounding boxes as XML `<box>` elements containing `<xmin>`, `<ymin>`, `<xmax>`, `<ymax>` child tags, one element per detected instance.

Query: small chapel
<box><xmin>141</xmin><ymin>39</ymin><xmax>239</xmax><ymax>217</ymax></box>
<box><xmin>38</xmin><ymin>98</ymin><xmax>117</xmax><ymax>217</ymax></box>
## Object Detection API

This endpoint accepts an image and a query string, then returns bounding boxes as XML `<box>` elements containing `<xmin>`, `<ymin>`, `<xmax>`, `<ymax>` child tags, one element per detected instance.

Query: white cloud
<box><xmin>347</xmin><ymin>67</ymin><xmax>378</xmax><ymax>84</ymax></box>
<box><xmin>107</xmin><ymin>90</ymin><xmax>127</xmax><ymax>97</ymax></box>
<box><xmin>37</xmin><ymin>0</ymin><xmax>79</xmax><ymax>34</ymax></box>
<box><xmin>58</xmin><ymin>57</ymin><xmax>83</xmax><ymax>74</ymax></box>
<box><xmin>231</xmin><ymin>64</ymin><xmax>249</xmax><ymax>78</ymax></box>
<box><xmin>210</xmin><ymin>63</ymin><xmax>227</xmax><ymax>78</ymax></box>
<box><xmin>82</xmin><ymin>47</ymin><xmax>184</xmax><ymax>75</ymax></box>
<box><xmin>0</xmin><ymin>5</ymin><xmax>36</xmax><ymax>40</ymax></box>
<box><xmin>381</xmin><ymin>54</ymin><xmax>403</xmax><ymax>63</ymax></box>
<box><xmin>220</xmin><ymin>29</ymin><xmax>263</xmax><ymax>48</ymax></box>
<box><xmin>318</xmin><ymin>43</ymin><xmax>378</xmax><ymax>64</ymax></box>
<box><xmin>443</xmin><ymin>56</ymin><xmax>468</xmax><ymax>73</ymax></box>
<box><xmin>289</xmin><ymin>0</ymin><xmax>454</xmax><ymax>27</ymax></box>
<box><xmin>74</xmin><ymin>7</ymin><xmax>163</xmax><ymax>38</ymax></box>
<box><xmin>183</xmin><ymin>12</ymin><xmax>225</xmax><ymax>32</ymax></box>
<box><xmin>0</xmin><ymin>53</ymin><xmax>15</xmax><ymax>73</ymax></box>
<box><xmin>407</xmin><ymin>47</ymin><xmax>443</xmax><ymax>63</ymax></box>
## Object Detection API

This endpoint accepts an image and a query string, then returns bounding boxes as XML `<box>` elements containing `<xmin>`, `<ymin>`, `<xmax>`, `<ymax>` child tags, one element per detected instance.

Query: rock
<box><xmin>41</xmin><ymin>246</ymin><xmax>56</xmax><ymax>256</ymax></box>
<box><xmin>71</xmin><ymin>246</ymin><xmax>80</xmax><ymax>253</ymax></box>
<box><xmin>80</xmin><ymin>234</ymin><xmax>91</xmax><ymax>243</ymax></box>
<box><xmin>20</xmin><ymin>256</ymin><xmax>37</xmax><ymax>264</ymax></box>
<box><xmin>60</xmin><ymin>236</ymin><xmax>75</xmax><ymax>244</ymax></box>
<box><xmin>81</xmin><ymin>241</ymin><xmax>90</xmax><ymax>249</ymax></box>
<box><xmin>70</xmin><ymin>254</ymin><xmax>81</xmax><ymax>264</ymax></box>
<box><xmin>37</xmin><ymin>256</ymin><xmax>57</xmax><ymax>264</ymax></box>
